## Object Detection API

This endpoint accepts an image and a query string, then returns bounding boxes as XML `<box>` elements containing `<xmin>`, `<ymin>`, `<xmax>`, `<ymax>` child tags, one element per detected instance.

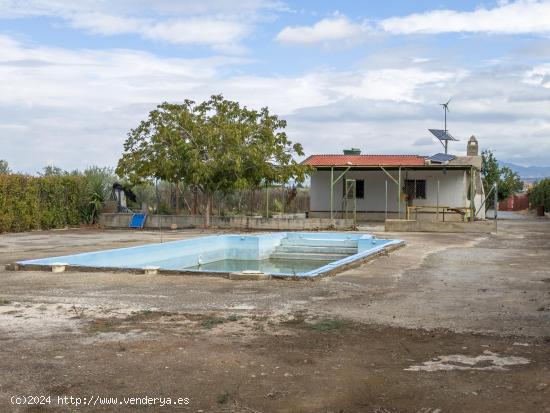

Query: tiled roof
<box><xmin>302</xmin><ymin>154</ymin><xmax>427</xmax><ymax>167</ymax></box>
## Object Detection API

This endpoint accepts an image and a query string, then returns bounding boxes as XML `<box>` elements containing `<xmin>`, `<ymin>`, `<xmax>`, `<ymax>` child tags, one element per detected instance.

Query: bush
<box><xmin>529</xmin><ymin>178</ymin><xmax>550</xmax><ymax>212</ymax></box>
<box><xmin>0</xmin><ymin>174</ymin><xmax>88</xmax><ymax>232</ymax></box>
<box><xmin>81</xmin><ymin>167</ymin><xmax>116</xmax><ymax>224</ymax></box>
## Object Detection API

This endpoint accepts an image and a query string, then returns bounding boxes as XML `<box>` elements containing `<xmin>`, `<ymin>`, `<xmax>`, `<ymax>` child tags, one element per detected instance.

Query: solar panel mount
<box><xmin>428</xmin><ymin>129</ymin><xmax>458</xmax><ymax>141</ymax></box>
<box><xmin>428</xmin><ymin>128</ymin><xmax>458</xmax><ymax>154</ymax></box>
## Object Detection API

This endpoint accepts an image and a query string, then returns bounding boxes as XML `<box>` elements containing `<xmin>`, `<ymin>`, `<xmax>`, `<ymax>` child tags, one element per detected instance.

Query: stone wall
<box><xmin>99</xmin><ymin>213</ymin><xmax>354</xmax><ymax>231</ymax></box>
<box><xmin>385</xmin><ymin>219</ymin><xmax>495</xmax><ymax>233</ymax></box>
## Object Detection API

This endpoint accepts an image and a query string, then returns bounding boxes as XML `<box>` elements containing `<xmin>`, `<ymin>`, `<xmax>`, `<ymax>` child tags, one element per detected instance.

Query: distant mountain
<box><xmin>501</xmin><ymin>162</ymin><xmax>550</xmax><ymax>180</ymax></box>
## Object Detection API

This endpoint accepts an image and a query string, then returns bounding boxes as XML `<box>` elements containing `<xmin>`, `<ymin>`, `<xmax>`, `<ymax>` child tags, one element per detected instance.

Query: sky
<box><xmin>1</xmin><ymin>0</ymin><xmax>550</xmax><ymax>173</ymax></box>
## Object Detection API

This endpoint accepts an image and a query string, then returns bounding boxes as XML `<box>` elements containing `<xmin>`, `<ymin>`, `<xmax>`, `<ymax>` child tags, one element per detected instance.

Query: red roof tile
<box><xmin>302</xmin><ymin>154</ymin><xmax>426</xmax><ymax>167</ymax></box>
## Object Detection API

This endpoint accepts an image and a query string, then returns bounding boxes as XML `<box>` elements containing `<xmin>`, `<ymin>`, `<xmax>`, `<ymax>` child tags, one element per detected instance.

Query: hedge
<box><xmin>0</xmin><ymin>174</ymin><xmax>88</xmax><ymax>233</ymax></box>
<box><xmin>528</xmin><ymin>178</ymin><xmax>550</xmax><ymax>212</ymax></box>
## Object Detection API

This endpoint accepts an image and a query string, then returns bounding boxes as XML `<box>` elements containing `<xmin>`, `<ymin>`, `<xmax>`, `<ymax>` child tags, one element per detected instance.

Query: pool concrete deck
<box><xmin>1</xmin><ymin>219</ymin><xmax>549</xmax><ymax>412</ymax></box>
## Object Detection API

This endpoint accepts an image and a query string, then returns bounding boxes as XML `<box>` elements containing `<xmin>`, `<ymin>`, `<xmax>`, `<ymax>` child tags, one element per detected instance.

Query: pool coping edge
<box><xmin>5</xmin><ymin>241</ymin><xmax>405</xmax><ymax>281</ymax></box>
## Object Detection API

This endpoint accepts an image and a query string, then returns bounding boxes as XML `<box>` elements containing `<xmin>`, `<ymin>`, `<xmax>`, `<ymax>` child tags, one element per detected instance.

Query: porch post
<box><xmin>470</xmin><ymin>167</ymin><xmax>475</xmax><ymax>222</ymax></box>
<box><xmin>398</xmin><ymin>167</ymin><xmax>401</xmax><ymax>219</ymax></box>
<box><xmin>330</xmin><ymin>166</ymin><xmax>334</xmax><ymax>223</ymax></box>
<box><xmin>436</xmin><ymin>179</ymin><xmax>440</xmax><ymax>222</ymax></box>
<box><xmin>385</xmin><ymin>180</ymin><xmax>388</xmax><ymax>221</ymax></box>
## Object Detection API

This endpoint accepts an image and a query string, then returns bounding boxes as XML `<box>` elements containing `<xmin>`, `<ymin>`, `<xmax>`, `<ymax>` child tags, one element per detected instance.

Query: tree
<box><xmin>0</xmin><ymin>160</ymin><xmax>10</xmax><ymax>174</ymax></box>
<box><xmin>116</xmin><ymin>95</ymin><xmax>309</xmax><ymax>227</ymax></box>
<box><xmin>529</xmin><ymin>178</ymin><xmax>550</xmax><ymax>212</ymax></box>
<box><xmin>481</xmin><ymin>150</ymin><xmax>523</xmax><ymax>209</ymax></box>
<box><xmin>40</xmin><ymin>165</ymin><xmax>68</xmax><ymax>177</ymax></box>
<box><xmin>499</xmin><ymin>166</ymin><xmax>523</xmax><ymax>200</ymax></box>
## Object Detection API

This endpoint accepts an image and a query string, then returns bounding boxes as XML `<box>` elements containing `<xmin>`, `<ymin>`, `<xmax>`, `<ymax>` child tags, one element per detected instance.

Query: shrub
<box><xmin>0</xmin><ymin>174</ymin><xmax>87</xmax><ymax>232</ymax></box>
<box><xmin>81</xmin><ymin>167</ymin><xmax>116</xmax><ymax>224</ymax></box>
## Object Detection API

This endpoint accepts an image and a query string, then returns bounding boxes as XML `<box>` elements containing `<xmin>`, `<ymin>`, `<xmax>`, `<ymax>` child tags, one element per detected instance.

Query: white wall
<box><xmin>405</xmin><ymin>169</ymin><xmax>468</xmax><ymax>208</ymax></box>
<box><xmin>310</xmin><ymin>169</ymin><xmax>469</xmax><ymax>212</ymax></box>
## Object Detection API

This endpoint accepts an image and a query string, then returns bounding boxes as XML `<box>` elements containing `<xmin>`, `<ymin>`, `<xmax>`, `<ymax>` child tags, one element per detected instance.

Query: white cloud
<box><xmin>276</xmin><ymin>1</ymin><xmax>550</xmax><ymax>45</ymax></box>
<box><xmin>0</xmin><ymin>35</ymin><xmax>252</xmax><ymax>172</ymax></box>
<box><xmin>0</xmin><ymin>0</ymin><xmax>283</xmax><ymax>18</ymax></box>
<box><xmin>65</xmin><ymin>13</ymin><xmax>251</xmax><ymax>51</ymax></box>
<box><xmin>381</xmin><ymin>0</ymin><xmax>550</xmax><ymax>35</ymax></box>
<box><xmin>143</xmin><ymin>18</ymin><xmax>249</xmax><ymax>51</ymax></box>
<box><xmin>276</xmin><ymin>14</ymin><xmax>370</xmax><ymax>45</ymax></box>
<box><xmin>524</xmin><ymin>63</ymin><xmax>550</xmax><ymax>87</ymax></box>
<box><xmin>0</xmin><ymin>36</ymin><xmax>242</xmax><ymax>108</ymax></box>
<box><xmin>0</xmin><ymin>0</ymin><xmax>282</xmax><ymax>51</ymax></box>
<box><xmin>1</xmin><ymin>33</ymin><xmax>550</xmax><ymax>173</ymax></box>
<box><xmin>66</xmin><ymin>12</ymin><xmax>143</xmax><ymax>36</ymax></box>
<box><xmin>331</xmin><ymin>68</ymin><xmax>465</xmax><ymax>103</ymax></box>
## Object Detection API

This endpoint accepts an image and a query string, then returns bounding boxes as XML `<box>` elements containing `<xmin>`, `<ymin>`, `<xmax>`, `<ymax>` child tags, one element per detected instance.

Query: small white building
<box><xmin>303</xmin><ymin>137</ymin><xmax>485</xmax><ymax>222</ymax></box>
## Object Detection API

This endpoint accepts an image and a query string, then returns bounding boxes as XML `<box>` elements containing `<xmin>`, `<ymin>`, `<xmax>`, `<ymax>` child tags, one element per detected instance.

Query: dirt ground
<box><xmin>0</xmin><ymin>219</ymin><xmax>549</xmax><ymax>412</ymax></box>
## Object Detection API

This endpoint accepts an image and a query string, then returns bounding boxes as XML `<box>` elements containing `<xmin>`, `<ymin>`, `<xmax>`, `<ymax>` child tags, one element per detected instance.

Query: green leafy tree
<box><xmin>528</xmin><ymin>178</ymin><xmax>550</xmax><ymax>212</ymax></box>
<box><xmin>499</xmin><ymin>166</ymin><xmax>523</xmax><ymax>200</ymax></box>
<box><xmin>481</xmin><ymin>150</ymin><xmax>523</xmax><ymax>209</ymax></box>
<box><xmin>0</xmin><ymin>160</ymin><xmax>10</xmax><ymax>174</ymax></box>
<box><xmin>116</xmin><ymin>95</ymin><xmax>309</xmax><ymax>227</ymax></box>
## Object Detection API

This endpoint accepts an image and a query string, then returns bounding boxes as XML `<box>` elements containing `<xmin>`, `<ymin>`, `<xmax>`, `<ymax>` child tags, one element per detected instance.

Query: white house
<box><xmin>303</xmin><ymin>136</ymin><xmax>485</xmax><ymax>222</ymax></box>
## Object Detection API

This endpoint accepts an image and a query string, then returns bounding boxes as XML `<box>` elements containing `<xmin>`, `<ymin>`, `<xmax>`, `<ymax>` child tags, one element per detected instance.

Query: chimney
<box><xmin>467</xmin><ymin>135</ymin><xmax>478</xmax><ymax>156</ymax></box>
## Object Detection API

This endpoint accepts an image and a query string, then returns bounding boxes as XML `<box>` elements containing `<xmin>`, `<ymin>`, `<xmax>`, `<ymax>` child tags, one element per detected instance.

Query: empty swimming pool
<box><xmin>17</xmin><ymin>232</ymin><xmax>403</xmax><ymax>278</ymax></box>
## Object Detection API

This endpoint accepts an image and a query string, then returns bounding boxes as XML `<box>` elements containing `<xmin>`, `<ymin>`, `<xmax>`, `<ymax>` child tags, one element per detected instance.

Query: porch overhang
<box><xmin>311</xmin><ymin>165</ymin><xmax>473</xmax><ymax>172</ymax></box>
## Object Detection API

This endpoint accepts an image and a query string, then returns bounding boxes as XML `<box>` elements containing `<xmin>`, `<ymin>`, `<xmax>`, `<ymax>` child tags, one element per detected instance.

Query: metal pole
<box><xmin>475</xmin><ymin>183</ymin><xmax>494</xmax><ymax>217</ymax></box>
<box><xmin>330</xmin><ymin>167</ymin><xmax>334</xmax><ymax>223</ymax></box>
<box><xmin>398</xmin><ymin>167</ymin><xmax>401</xmax><ymax>219</ymax></box>
<box><xmin>436</xmin><ymin>179</ymin><xmax>440</xmax><ymax>222</ymax></box>
<box><xmin>266</xmin><ymin>184</ymin><xmax>269</xmax><ymax>218</ymax></box>
<box><xmin>159</xmin><ymin>214</ymin><xmax>163</xmax><ymax>243</ymax></box>
<box><xmin>494</xmin><ymin>181</ymin><xmax>498</xmax><ymax>233</ymax></box>
<box><xmin>281</xmin><ymin>183</ymin><xmax>285</xmax><ymax>215</ymax></box>
<box><xmin>354</xmin><ymin>183</ymin><xmax>357</xmax><ymax>225</ymax></box>
<box><xmin>385</xmin><ymin>180</ymin><xmax>388</xmax><ymax>221</ymax></box>
<box><xmin>470</xmin><ymin>168</ymin><xmax>475</xmax><ymax>222</ymax></box>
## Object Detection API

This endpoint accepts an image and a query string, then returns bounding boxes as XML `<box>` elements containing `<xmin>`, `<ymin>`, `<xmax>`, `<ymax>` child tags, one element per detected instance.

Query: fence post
<box><xmin>494</xmin><ymin>182</ymin><xmax>498</xmax><ymax>233</ymax></box>
<box><xmin>266</xmin><ymin>185</ymin><xmax>269</xmax><ymax>218</ymax></box>
<box><xmin>398</xmin><ymin>167</ymin><xmax>401</xmax><ymax>219</ymax></box>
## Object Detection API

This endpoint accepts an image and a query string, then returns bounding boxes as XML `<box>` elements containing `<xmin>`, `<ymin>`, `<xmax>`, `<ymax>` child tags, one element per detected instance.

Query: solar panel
<box><xmin>428</xmin><ymin>153</ymin><xmax>456</xmax><ymax>163</ymax></box>
<box><xmin>428</xmin><ymin>129</ymin><xmax>458</xmax><ymax>141</ymax></box>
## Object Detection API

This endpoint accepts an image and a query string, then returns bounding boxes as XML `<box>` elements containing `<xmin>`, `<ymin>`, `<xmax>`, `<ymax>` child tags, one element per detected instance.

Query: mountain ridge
<box><xmin>501</xmin><ymin>162</ymin><xmax>550</xmax><ymax>180</ymax></box>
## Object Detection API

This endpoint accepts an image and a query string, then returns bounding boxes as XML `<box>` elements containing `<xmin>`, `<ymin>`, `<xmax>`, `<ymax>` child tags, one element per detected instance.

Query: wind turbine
<box><xmin>440</xmin><ymin>98</ymin><xmax>451</xmax><ymax>132</ymax></box>
<box><xmin>428</xmin><ymin>98</ymin><xmax>457</xmax><ymax>154</ymax></box>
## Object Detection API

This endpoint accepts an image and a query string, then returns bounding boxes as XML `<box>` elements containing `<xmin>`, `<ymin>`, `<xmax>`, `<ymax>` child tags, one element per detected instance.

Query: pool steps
<box><xmin>270</xmin><ymin>237</ymin><xmax>358</xmax><ymax>261</ymax></box>
<box><xmin>275</xmin><ymin>245</ymin><xmax>357</xmax><ymax>254</ymax></box>
<box><xmin>279</xmin><ymin>238</ymin><xmax>358</xmax><ymax>248</ymax></box>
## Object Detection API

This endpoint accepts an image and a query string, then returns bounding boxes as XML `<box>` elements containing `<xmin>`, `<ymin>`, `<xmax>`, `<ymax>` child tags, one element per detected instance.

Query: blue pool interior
<box><xmin>18</xmin><ymin>232</ymin><xmax>402</xmax><ymax>277</ymax></box>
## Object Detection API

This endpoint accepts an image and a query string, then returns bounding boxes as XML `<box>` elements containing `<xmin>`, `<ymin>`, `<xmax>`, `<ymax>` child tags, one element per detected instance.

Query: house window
<box><xmin>342</xmin><ymin>179</ymin><xmax>364</xmax><ymax>199</ymax></box>
<box><xmin>405</xmin><ymin>179</ymin><xmax>426</xmax><ymax>199</ymax></box>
